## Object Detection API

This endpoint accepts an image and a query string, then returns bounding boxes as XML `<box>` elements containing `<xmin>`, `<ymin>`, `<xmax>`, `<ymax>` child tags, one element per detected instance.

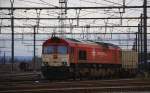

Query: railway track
<box><xmin>1</xmin><ymin>79</ymin><xmax>150</xmax><ymax>93</ymax></box>
<box><xmin>0</xmin><ymin>72</ymin><xmax>41</xmax><ymax>82</ymax></box>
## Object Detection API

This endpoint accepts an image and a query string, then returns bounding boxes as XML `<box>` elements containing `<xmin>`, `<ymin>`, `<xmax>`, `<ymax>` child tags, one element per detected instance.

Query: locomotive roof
<box><xmin>66</xmin><ymin>38</ymin><xmax>95</xmax><ymax>44</ymax></box>
<box><xmin>66</xmin><ymin>38</ymin><xmax>119</xmax><ymax>48</ymax></box>
<box><xmin>43</xmin><ymin>37</ymin><xmax>119</xmax><ymax>49</ymax></box>
<box><xmin>94</xmin><ymin>41</ymin><xmax>120</xmax><ymax>48</ymax></box>
<box><xmin>66</xmin><ymin>38</ymin><xmax>81</xmax><ymax>42</ymax></box>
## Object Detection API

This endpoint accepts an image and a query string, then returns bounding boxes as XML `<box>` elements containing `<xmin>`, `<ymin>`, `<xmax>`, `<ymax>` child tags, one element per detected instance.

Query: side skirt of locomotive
<box><xmin>41</xmin><ymin>63</ymin><xmax>137</xmax><ymax>80</ymax></box>
<box><xmin>41</xmin><ymin>66</ymin><xmax>71</xmax><ymax>80</ymax></box>
<box><xmin>70</xmin><ymin>63</ymin><xmax>122</xmax><ymax>80</ymax></box>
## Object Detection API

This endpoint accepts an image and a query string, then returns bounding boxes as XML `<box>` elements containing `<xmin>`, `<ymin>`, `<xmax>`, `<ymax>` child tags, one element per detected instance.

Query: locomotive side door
<box><xmin>70</xmin><ymin>47</ymin><xmax>75</xmax><ymax>64</ymax></box>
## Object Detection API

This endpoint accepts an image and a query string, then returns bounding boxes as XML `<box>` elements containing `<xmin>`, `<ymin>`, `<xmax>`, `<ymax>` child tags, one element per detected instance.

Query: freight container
<box><xmin>121</xmin><ymin>50</ymin><xmax>138</xmax><ymax>69</ymax></box>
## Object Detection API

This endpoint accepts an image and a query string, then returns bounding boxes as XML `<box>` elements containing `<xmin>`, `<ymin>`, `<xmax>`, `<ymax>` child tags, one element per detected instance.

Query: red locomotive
<box><xmin>41</xmin><ymin>37</ymin><xmax>137</xmax><ymax>79</ymax></box>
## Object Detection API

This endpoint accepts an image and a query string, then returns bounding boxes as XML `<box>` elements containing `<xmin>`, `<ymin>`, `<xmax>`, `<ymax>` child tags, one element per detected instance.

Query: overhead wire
<box><xmin>103</xmin><ymin>0</ymin><xmax>122</xmax><ymax>5</ymax></box>
<box><xmin>80</xmin><ymin>0</ymin><xmax>123</xmax><ymax>6</ymax></box>
<box><xmin>39</xmin><ymin>0</ymin><xmax>59</xmax><ymax>7</ymax></box>
<box><xmin>18</xmin><ymin>0</ymin><xmax>59</xmax><ymax>15</ymax></box>
<box><xmin>78</xmin><ymin>0</ymin><xmax>141</xmax><ymax>33</ymax></box>
<box><xmin>24</xmin><ymin>11</ymin><xmax>58</xmax><ymax>17</ymax></box>
<box><xmin>79</xmin><ymin>0</ymin><xmax>108</xmax><ymax>6</ymax></box>
<box><xmin>18</xmin><ymin>0</ymin><xmax>47</xmax><ymax>5</ymax></box>
<box><xmin>14</xmin><ymin>11</ymin><xmax>53</xmax><ymax>26</ymax></box>
<box><xmin>2</xmin><ymin>0</ymin><xmax>145</xmax><ymax>33</ymax></box>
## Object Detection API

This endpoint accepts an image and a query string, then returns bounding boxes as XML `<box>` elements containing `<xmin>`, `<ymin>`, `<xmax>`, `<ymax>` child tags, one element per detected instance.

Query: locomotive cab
<box><xmin>42</xmin><ymin>45</ymin><xmax>69</xmax><ymax>67</ymax></box>
<box><xmin>41</xmin><ymin>37</ymin><xmax>71</xmax><ymax>79</ymax></box>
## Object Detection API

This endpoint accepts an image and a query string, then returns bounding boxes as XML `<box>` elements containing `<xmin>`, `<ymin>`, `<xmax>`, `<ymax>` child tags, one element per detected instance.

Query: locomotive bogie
<box><xmin>41</xmin><ymin>66</ymin><xmax>71</xmax><ymax>79</ymax></box>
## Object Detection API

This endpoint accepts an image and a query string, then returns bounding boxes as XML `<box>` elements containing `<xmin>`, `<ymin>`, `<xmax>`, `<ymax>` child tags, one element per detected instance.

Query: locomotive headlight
<box><xmin>43</xmin><ymin>62</ymin><xmax>49</xmax><ymax>66</ymax></box>
<box><xmin>62</xmin><ymin>61</ymin><xmax>67</xmax><ymax>66</ymax></box>
<box><xmin>61</xmin><ymin>58</ymin><xmax>68</xmax><ymax>66</ymax></box>
<box><xmin>62</xmin><ymin>59</ymin><xmax>67</xmax><ymax>66</ymax></box>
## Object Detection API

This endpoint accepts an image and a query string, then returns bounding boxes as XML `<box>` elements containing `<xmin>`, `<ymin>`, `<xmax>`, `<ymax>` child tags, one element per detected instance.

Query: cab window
<box><xmin>43</xmin><ymin>46</ymin><xmax>54</xmax><ymax>54</ymax></box>
<box><xmin>57</xmin><ymin>46</ymin><xmax>67</xmax><ymax>54</ymax></box>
